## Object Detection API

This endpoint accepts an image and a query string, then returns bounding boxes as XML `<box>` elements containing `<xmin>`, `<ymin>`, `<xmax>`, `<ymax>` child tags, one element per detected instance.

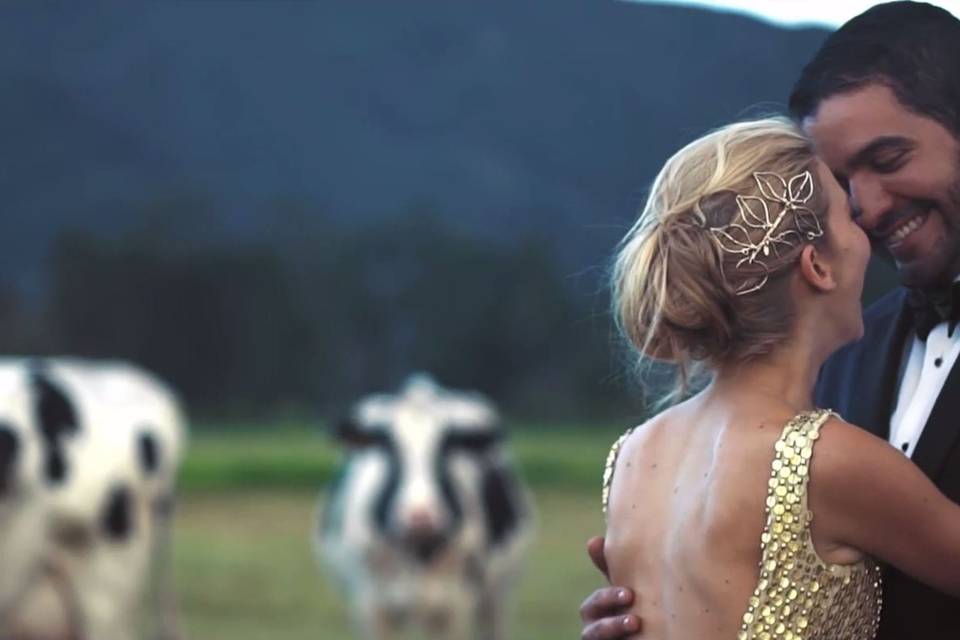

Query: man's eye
<box><xmin>872</xmin><ymin>151</ymin><xmax>907</xmax><ymax>172</ymax></box>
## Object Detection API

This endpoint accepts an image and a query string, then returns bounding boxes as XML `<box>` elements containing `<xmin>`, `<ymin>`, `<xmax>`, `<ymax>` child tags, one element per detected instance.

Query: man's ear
<box><xmin>798</xmin><ymin>244</ymin><xmax>837</xmax><ymax>292</ymax></box>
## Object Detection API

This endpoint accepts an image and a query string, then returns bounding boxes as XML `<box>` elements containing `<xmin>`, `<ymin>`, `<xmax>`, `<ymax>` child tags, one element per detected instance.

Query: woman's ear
<box><xmin>798</xmin><ymin>244</ymin><xmax>837</xmax><ymax>293</ymax></box>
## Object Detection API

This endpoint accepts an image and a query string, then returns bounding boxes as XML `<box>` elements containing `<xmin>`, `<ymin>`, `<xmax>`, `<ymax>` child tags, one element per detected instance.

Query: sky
<box><xmin>623</xmin><ymin>0</ymin><xmax>960</xmax><ymax>28</ymax></box>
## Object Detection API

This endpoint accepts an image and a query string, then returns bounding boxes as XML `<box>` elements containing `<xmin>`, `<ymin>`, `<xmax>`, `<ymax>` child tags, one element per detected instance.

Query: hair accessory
<box><xmin>709</xmin><ymin>170</ymin><xmax>823</xmax><ymax>295</ymax></box>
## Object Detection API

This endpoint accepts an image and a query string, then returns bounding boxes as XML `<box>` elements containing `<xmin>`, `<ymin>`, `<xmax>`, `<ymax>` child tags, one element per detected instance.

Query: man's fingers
<box><xmin>579</xmin><ymin>586</ymin><xmax>634</xmax><ymax>623</ymax></box>
<box><xmin>581</xmin><ymin>537</ymin><xmax>639</xmax><ymax>639</ymax></box>
<box><xmin>586</xmin><ymin>535</ymin><xmax>609</xmax><ymax>579</ymax></box>
<box><xmin>581</xmin><ymin>614</ymin><xmax>642</xmax><ymax>640</ymax></box>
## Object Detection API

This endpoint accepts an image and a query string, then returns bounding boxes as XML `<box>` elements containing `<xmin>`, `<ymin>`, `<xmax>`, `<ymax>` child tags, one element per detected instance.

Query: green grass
<box><xmin>180</xmin><ymin>423</ymin><xmax>629</xmax><ymax>492</ymax></box>
<box><xmin>171</xmin><ymin>425</ymin><xmax>625</xmax><ymax>639</ymax></box>
<box><xmin>174</xmin><ymin>488</ymin><xmax>607</xmax><ymax>640</ymax></box>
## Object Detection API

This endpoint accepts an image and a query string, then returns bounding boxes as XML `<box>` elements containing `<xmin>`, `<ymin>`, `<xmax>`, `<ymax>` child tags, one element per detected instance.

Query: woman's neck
<box><xmin>708</xmin><ymin>338</ymin><xmax>828</xmax><ymax>412</ymax></box>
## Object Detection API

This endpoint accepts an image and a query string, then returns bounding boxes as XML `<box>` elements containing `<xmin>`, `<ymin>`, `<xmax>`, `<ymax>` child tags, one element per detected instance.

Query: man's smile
<box><xmin>883</xmin><ymin>210</ymin><xmax>931</xmax><ymax>249</ymax></box>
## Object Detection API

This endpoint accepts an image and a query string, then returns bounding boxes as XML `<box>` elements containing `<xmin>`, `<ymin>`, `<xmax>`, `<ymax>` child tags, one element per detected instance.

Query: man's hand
<box><xmin>587</xmin><ymin>535</ymin><xmax>611</xmax><ymax>581</ymax></box>
<box><xmin>580</xmin><ymin>536</ymin><xmax>641</xmax><ymax>639</ymax></box>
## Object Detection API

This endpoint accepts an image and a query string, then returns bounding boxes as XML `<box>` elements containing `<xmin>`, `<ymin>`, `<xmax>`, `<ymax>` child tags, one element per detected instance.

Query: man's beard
<box><xmin>871</xmin><ymin>159</ymin><xmax>960</xmax><ymax>289</ymax></box>
<box><xmin>939</xmin><ymin>173</ymin><xmax>960</xmax><ymax>282</ymax></box>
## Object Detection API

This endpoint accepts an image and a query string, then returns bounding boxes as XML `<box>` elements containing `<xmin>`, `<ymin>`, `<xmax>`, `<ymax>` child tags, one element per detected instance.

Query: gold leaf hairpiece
<box><xmin>709</xmin><ymin>170</ymin><xmax>823</xmax><ymax>296</ymax></box>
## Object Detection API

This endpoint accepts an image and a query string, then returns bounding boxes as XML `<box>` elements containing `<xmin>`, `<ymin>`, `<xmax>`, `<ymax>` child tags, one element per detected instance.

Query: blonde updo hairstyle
<box><xmin>611</xmin><ymin>117</ymin><xmax>830</xmax><ymax>401</ymax></box>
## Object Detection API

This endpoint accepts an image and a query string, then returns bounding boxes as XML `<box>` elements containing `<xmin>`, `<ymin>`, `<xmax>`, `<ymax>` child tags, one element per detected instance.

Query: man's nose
<box><xmin>849</xmin><ymin>174</ymin><xmax>895</xmax><ymax>232</ymax></box>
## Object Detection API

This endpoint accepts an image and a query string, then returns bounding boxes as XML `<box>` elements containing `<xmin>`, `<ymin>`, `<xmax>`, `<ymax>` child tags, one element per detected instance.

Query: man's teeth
<box><xmin>888</xmin><ymin>215</ymin><xmax>926</xmax><ymax>244</ymax></box>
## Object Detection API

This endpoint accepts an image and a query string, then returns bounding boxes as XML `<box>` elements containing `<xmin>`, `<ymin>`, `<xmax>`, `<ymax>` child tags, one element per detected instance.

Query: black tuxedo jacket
<box><xmin>815</xmin><ymin>287</ymin><xmax>960</xmax><ymax>639</ymax></box>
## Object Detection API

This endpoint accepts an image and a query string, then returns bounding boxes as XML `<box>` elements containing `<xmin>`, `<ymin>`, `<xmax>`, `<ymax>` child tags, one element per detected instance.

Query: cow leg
<box><xmin>45</xmin><ymin>556</ymin><xmax>88</xmax><ymax>640</ymax></box>
<box><xmin>351</xmin><ymin>591</ymin><xmax>407</xmax><ymax>640</ymax></box>
<box><xmin>149</xmin><ymin>495</ymin><xmax>183</xmax><ymax>640</ymax></box>
<box><xmin>427</xmin><ymin>586</ymin><xmax>475</xmax><ymax>640</ymax></box>
<box><xmin>440</xmin><ymin>606</ymin><xmax>473</xmax><ymax>640</ymax></box>
<box><xmin>475</xmin><ymin>592</ymin><xmax>507</xmax><ymax>640</ymax></box>
<box><xmin>372</xmin><ymin>607</ymin><xmax>409</xmax><ymax>640</ymax></box>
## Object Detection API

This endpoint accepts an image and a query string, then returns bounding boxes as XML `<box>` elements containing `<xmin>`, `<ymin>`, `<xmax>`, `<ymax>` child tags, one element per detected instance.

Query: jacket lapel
<box><xmin>825</xmin><ymin>286</ymin><xmax>960</xmax><ymax>480</ymax></box>
<box><xmin>847</xmin><ymin>290</ymin><xmax>913</xmax><ymax>439</ymax></box>
<box><xmin>911</xmin><ymin>357</ymin><xmax>960</xmax><ymax>481</ymax></box>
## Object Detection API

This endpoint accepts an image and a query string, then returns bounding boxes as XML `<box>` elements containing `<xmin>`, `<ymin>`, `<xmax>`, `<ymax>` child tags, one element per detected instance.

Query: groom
<box><xmin>580</xmin><ymin>3</ymin><xmax>960</xmax><ymax>639</ymax></box>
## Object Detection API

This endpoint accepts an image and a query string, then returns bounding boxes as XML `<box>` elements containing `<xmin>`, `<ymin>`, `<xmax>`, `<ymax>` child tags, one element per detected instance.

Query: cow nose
<box><xmin>408</xmin><ymin>529</ymin><xmax>448</xmax><ymax>563</ymax></box>
<box><xmin>407</xmin><ymin>507</ymin><xmax>437</xmax><ymax>533</ymax></box>
<box><xmin>402</xmin><ymin>508</ymin><xmax>449</xmax><ymax>563</ymax></box>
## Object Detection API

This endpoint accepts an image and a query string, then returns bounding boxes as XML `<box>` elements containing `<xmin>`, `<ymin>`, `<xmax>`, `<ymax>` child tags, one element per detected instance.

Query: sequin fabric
<box><xmin>602</xmin><ymin>427</ymin><xmax>633</xmax><ymax>518</ymax></box>
<box><xmin>600</xmin><ymin>409</ymin><xmax>883</xmax><ymax>639</ymax></box>
<box><xmin>738</xmin><ymin>409</ymin><xmax>882</xmax><ymax>639</ymax></box>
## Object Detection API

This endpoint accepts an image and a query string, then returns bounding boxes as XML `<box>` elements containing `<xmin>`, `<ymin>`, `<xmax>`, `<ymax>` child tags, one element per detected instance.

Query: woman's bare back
<box><xmin>603</xmin><ymin>398</ymin><xmax>870</xmax><ymax>639</ymax></box>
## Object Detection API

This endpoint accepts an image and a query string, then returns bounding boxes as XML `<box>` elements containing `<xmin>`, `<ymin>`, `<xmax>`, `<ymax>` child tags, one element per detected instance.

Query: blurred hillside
<box><xmin>0</xmin><ymin>2</ymin><xmax>892</xmax><ymax>419</ymax></box>
<box><xmin>0</xmin><ymin>2</ymin><xmax>828</xmax><ymax>285</ymax></box>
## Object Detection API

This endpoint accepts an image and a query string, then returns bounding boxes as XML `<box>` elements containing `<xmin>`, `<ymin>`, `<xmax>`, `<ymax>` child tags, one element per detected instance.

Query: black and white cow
<box><xmin>0</xmin><ymin>366</ymin><xmax>48</xmax><ymax>620</ymax></box>
<box><xmin>317</xmin><ymin>374</ymin><xmax>534</xmax><ymax>640</ymax></box>
<box><xmin>0</xmin><ymin>357</ymin><xmax>187</xmax><ymax>640</ymax></box>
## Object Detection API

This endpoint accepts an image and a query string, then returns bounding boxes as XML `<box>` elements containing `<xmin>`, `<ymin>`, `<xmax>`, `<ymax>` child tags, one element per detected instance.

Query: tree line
<box><xmin>0</xmin><ymin>201</ymin><xmax>636</xmax><ymax>423</ymax></box>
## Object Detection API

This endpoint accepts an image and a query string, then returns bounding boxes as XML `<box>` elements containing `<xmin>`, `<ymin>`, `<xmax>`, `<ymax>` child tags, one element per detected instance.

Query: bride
<box><xmin>602</xmin><ymin>116</ymin><xmax>960</xmax><ymax>639</ymax></box>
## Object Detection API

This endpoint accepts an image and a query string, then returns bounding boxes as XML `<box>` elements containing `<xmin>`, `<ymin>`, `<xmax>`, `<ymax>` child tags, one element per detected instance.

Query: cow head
<box><xmin>337</xmin><ymin>374</ymin><xmax>504</xmax><ymax>564</ymax></box>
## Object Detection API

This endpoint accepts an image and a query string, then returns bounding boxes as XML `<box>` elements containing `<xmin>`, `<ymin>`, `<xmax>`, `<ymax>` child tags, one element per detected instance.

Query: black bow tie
<box><xmin>907</xmin><ymin>282</ymin><xmax>960</xmax><ymax>341</ymax></box>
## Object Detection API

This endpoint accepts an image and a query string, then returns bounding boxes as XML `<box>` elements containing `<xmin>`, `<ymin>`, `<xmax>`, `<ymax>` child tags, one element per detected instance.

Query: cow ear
<box><xmin>332</xmin><ymin>418</ymin><xmax>356</xmax><ymax>443</ymax></box>
<box><xmin>447</xmin><ymin>426</ymin><xmax>504</xmax><ymax>452</ymax></box>
<box><xmin>482</xmin><ymin>465</ymin><xmax>521</xmax><ymax>547</ymax></box>
<box><xmin>0</xmin><ymin>425</ymin><xmax>20</xmax><ymax>495</ymax></box>
<box><xmin>332</xmin><ymin>418</ymin><xmax>379</xmax><ymax>448</ymax></box>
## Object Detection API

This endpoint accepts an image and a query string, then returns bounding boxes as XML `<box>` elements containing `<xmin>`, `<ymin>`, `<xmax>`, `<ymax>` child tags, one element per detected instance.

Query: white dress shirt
<box><xmin>888</xmin><ymin>276</ymin><xmax>960</xmax><ymax>457</ymax></box>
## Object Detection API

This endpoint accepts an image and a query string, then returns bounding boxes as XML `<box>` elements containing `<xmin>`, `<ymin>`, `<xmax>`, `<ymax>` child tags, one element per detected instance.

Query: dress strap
<box><xmin>738</xmin><ymin>408</ymin><xmax>837</xmax><ymax>639</ymax></box>
<box><xmin>769</xmin><ymin>409</ymin><xmax>833</xmax><ymax>513</ymax></box>
<box><xmin>602</xmin><ymin>428</ymin><xmax>634</xmax><ymax>518</ymax></box>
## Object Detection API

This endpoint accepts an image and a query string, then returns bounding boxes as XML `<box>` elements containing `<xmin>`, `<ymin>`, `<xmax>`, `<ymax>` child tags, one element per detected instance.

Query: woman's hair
<box><xmin>610</xmin><ymin>117</ymin><xmax>829</xmax><ymax>404</ymax></box>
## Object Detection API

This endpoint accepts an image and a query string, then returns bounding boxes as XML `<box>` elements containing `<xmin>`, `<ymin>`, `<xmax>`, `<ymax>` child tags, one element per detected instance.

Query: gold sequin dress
<box><xmin>602</xmin><ymin>409</ymin><xmax>883</xmax><ymax>640</ymax></box>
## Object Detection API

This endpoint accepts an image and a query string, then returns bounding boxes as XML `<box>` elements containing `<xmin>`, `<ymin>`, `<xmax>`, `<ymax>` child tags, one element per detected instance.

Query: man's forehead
<box><xmin>802</xmin><ymin>84</ymin><xmax>923</xmax><ymax>160</ymax></box>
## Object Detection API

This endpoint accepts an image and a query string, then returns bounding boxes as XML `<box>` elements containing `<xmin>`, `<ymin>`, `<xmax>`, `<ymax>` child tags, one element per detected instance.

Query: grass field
<box><xmin>172</xmin><ymin>424</ymin><xmax>628</xmax><ymax>639</ymax></box>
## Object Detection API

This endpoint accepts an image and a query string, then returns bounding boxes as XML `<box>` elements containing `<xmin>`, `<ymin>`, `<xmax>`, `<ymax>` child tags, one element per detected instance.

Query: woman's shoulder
<box><xmin>602</xmin><ymin>416</ymin><xmax>660</xmax><ymax>479</ymax></box>
<box><xmin>814</xmin><ymin>412</ymin><xmax>893</xmax><ymax>460</ymax></box>
<box><xmin>601</xmin><ymin>412</ymin><xmax>677</xmax><ymax>515</ymax></box>
<box><xmin>610</xmin><ymin>407</ymin><xmax>675</xmax><ymax>450</ymax></box>
<box><xmin>808</xmin><ymin>411</ymin><xmax>906</xmax><ymax>495</ymax></box>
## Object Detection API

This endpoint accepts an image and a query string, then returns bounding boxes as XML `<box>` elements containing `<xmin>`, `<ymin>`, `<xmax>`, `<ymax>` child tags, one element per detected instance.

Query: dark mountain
<box><xmin>0</xmin><ymin>1</ymin><xmax>828</xmax><ymax>294</ymax></box>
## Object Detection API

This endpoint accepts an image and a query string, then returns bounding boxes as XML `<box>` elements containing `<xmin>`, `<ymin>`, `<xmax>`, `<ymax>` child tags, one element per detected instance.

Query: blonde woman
<box><xmin>601</xmin><ymin>117</ymin><xmax>960</xmax><ymax>639</ymax></box>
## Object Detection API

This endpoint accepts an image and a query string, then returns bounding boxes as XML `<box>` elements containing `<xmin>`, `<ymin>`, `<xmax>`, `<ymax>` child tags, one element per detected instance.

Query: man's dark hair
<box><xmin>789</xmin><ymin>2</ymin><xmax>960</xmax><ymax>134</ymax></box>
